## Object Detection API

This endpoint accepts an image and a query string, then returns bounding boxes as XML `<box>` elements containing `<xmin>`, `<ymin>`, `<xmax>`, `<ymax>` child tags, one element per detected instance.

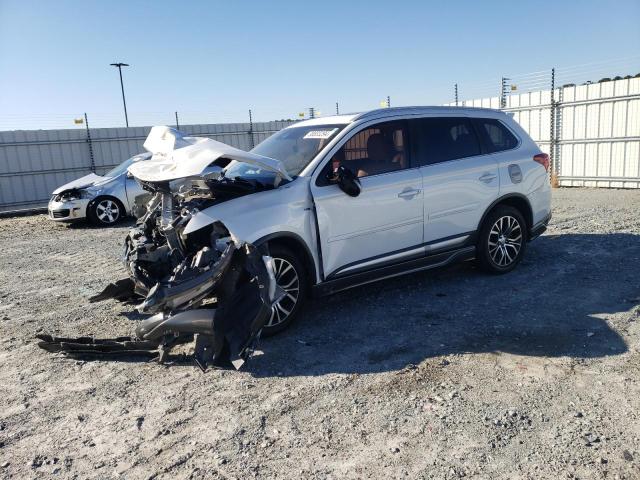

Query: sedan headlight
<box><xmin>54</xmin><ymin>188</ymin><xmax>93</xmax><ymax>202</ymax></box>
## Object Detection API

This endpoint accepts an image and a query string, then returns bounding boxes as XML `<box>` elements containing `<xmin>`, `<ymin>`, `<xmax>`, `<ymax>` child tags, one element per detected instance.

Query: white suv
<box><xmin>129</xmin><ymin>107</ymin><xmax>552</xmax><ymax>335</ymax></box>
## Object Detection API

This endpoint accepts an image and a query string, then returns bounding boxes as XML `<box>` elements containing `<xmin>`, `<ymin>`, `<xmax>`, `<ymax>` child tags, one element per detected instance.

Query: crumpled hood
<box><xmin>128</xmin><ymin>126</ymin><xmax>292</xmax><ymax>183</ymax></box>
<box><xmin>52</xmin><ymin>173</ymin><xmax>109</xmax><ymax>195</ymax></box>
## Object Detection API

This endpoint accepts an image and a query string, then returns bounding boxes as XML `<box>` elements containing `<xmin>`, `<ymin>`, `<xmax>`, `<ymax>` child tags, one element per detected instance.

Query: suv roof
<box><xmin>291</xmin><ymin>106</ymin><xmax>507</xmax><ymax>128</ymax></box>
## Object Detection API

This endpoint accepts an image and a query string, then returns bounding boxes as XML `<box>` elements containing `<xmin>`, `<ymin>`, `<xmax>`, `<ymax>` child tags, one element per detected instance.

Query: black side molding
<box><xmin>312</xmin><ymin>246</ymin><xmax>476</xmax><ymax>297</ymax></box>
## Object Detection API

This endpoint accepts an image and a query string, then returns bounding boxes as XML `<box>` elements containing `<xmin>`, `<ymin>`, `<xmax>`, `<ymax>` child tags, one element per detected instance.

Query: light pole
<box><xmin>110</xmin><ymin>62</ymin><xmax>130</xmax><ymax>127</ymax></box>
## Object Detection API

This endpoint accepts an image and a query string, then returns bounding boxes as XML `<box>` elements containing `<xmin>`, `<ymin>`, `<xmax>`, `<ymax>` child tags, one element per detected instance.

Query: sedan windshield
<box><xmin>105</xmin><ymin>157</ymin><xmax>136</xmax><ymax>178</ymax></box>
<box><xmin>225</xmin><ymin>124</ymin><xmax>343</xmax><ymax>181</ymax></box>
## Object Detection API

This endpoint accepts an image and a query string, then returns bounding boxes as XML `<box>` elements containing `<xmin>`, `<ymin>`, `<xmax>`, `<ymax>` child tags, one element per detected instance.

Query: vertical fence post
<box><xmin>549</xmin><ymin>68</ymin><xmax>556</xmax><ymax>177</ymax></box>
<box><xmin>500</xmin><ymin>77</ymin><xmax>508</xmax><ymax>109</ymax></box>
<box><xmin>175</xmin><ymin>111</ymin><xmax>180</xmax><ymax>130</ymax></box>
<box><xmin>248</xmin><ymin>109</ymin><xmax>255</xmax><ymax>149</ymax></box>
<box><xmin>84</xmin><ymin>113</ymin><xmax>95</xmax><ymax>173</ymax></box>
<box><xmin>555</xmin><ymin>72</ymin><xmax>564</xmax><ymax>182</ymax></box>
<box><xmin>454</xmin><ymin>84</ymin><xmax>459</xmax><ymax>106</ymax></box>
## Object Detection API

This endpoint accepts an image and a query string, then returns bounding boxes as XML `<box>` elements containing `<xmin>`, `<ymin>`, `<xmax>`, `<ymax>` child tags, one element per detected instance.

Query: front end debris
<box><xmin>38</xmin><ymin>128</ymin><xmax>287</xmax><ymax>371</ymax></box>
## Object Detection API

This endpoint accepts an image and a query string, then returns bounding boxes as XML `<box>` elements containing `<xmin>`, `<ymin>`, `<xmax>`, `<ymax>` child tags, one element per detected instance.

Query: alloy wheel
<box><xmin>267</xmin><ymin>257</ymin><xmax>300</xmax><ymax>328</ymax></box>
<box><xmin>488</xmin><ymin>215</ymin><xmax>523</xmax><ymax>267</ymax></box>
<box><xmin>96</xmin><ymin>199</ymin><xmax>120</xmax><ymax>224</ymax></box>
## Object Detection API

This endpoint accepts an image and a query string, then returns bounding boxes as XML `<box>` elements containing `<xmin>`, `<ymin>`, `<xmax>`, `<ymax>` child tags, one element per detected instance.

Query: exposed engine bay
<box><xmin>38</xmin><ymin>127</ymin><xmax>291</xmax><ymax>371</ymax></box>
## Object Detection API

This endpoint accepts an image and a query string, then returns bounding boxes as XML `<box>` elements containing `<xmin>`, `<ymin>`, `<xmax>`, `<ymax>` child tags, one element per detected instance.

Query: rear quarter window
<box><xmin>473</xmin><ymin>118</ymin><xmax>519</xmax><ymax>153</ymax></box>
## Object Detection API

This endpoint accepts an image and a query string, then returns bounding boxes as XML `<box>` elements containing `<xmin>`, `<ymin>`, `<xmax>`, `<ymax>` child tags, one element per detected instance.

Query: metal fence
<box><xmin>0</xmin><ymin>120</ymin><xmax>295</xmax><ymax>213</ymax></box>
<box><xmin>3</xmin><ymin>69</ymin><xmax>640</xmax><ymax>215</ymax></box>
<box><xmin>449</xmin><ymin>75</ymin><xmax>640</xmax><ymax>188</ymax></box>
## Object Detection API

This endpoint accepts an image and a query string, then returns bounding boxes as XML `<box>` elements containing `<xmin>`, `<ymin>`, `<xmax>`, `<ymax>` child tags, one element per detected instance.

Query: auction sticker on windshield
<box><xmin>303</xmin><ymin>128</ymin><xmax>338</xmax><ymax>139</ymax></box>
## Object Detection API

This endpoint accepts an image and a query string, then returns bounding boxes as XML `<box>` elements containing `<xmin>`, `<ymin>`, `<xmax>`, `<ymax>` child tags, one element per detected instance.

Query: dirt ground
<box><xmin>1</xmin><ymin>187</ymin><xmax>639</xmax><ymax>479</ymax></box>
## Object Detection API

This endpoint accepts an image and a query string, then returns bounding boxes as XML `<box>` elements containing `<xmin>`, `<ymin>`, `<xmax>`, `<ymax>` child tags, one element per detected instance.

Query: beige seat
<box><xmin>357</xmin><ymin>134</ymin><xmax>398</xmax><ymax>177</ymax></box>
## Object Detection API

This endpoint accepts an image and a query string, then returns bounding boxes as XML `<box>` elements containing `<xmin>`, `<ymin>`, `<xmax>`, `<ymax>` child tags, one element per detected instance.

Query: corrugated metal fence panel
<box><xmin>0</xmin><ymin>121</ymin><xmax>295</xmax><ymax>212</ymax></box>
<box><xmin>450</xmin><ymin>77</ymin><xmax>640</xmax><ymax>189</ymax></box>
<box><xmin>557</xmin><ymin>77</ymin><xmax>640</xmax><ymax>188</ymax></box>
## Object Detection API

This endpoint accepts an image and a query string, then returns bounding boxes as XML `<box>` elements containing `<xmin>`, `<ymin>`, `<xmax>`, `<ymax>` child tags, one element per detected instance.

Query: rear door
<box><xmin>310</xmin><ymin>120</ymin><xmax>424</xmax><ymax>278</ymax></box>
<box><xmin>411</xmin><ymin>116</ymin><xmax>500</xmax><ymax>245</ymax></box>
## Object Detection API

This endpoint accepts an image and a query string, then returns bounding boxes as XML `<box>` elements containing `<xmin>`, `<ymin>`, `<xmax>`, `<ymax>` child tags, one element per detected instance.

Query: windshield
<box><xmin>105</xmin><ymin>157</ymin><xmax>136</xmax><ymax>178</ymax></box>
<box><xmin>224</xmin><ymin>124</ymin><xmax>343</xmax><ymax>180</ymax></box>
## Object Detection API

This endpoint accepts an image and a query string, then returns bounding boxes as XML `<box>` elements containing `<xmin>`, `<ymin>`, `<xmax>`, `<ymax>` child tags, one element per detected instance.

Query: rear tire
<box><xmin>476</xmin><ymin>206</ymin><xmax>527</xmax><ymax>274</ymax></box>
<box><xmin>261</xmin><ymin>245</ymin><xmax>309</xmax><ymax>337</ymax></box>
<box><xmin>87</xmin><ymin>197</ymin><xmax>125</xmax><ymax>226</ymax></box>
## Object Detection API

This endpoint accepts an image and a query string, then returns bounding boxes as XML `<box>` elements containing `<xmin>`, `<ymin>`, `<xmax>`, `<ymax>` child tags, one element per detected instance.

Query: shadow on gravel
<box><xmin>66</xmin><ymin>218</ymin><xmax>135</xmax><ymax>229</ymax></box>
<box><xmin>250</xmin><ymin>233</ymin><xmax>638</xmax><ymax>378</ymax></box>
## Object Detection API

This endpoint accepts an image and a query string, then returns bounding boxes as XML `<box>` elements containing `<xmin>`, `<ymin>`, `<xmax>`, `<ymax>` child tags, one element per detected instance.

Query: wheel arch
<box><xmin>477</xmin><ymin>193</ymin><xmax>533</xmax><ymax>238</ymax></box>
<box><xmin>254</xmin><ymin>232</ymin><xmax>318</xmax><ymax>286</ymax></box>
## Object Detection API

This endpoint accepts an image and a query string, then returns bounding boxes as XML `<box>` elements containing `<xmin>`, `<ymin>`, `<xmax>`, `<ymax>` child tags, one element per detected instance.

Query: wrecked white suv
<box><xmin>126</xmin><ymin>107</ymin><xmax>552</xmax><ymax>336</ymax></box>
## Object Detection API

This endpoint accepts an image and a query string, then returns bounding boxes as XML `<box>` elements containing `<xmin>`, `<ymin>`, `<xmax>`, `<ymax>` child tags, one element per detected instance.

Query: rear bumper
<box><xmin>529</xmin><ymin>212</ymin><xmax>552</xmax><ymax>241</ymax></box>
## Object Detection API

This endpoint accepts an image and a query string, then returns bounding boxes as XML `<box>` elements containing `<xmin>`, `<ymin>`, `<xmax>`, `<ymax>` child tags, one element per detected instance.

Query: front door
<box><xmin>311</xmin><ymin>120</ymin><xmax>424</xmax><ymax>278</ymax></box>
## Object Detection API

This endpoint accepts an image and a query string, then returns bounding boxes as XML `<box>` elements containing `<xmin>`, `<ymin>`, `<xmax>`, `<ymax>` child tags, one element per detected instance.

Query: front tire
<box><xmin>88</xmin><ymin>197</ymin><xmax>124</xmax><ymax>226</ymax></box>
<box><xmin>262</xmin><ymin>245</ymin><xmax>308</xmax><ymax>337</ymax></box>
<box><xmin>477</xmin><ymin>206</ymin><xmax>527</xmax><ymax>274</ymax></box>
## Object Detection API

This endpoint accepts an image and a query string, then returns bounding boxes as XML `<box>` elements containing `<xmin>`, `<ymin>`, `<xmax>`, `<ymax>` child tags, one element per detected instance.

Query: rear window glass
<box><xmin>475</xmin><ymin>118</ymin><xmax>519</xmax><ymax>153</ymax></box>
<box><xmin>410</xmin><ymin>117</ymin><xmax>481</xmax><ymax>165</ymax></box>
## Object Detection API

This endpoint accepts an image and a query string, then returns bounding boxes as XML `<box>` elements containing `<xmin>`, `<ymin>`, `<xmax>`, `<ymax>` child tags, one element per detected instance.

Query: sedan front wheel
<box><xmin>88</xmin><ymin>197</ymin><xmax>124</xmax><ymax>226</ymax></box>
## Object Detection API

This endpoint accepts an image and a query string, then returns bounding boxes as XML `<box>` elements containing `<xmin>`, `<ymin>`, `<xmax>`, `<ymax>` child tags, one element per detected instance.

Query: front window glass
<box><xmin>329</xmin><ymin>121</ymin><xmax>408</xmax><ymax>178</ymax></box>
<box><xmin>225</xmin><ymin>125</ymin><xmax>343</xmax><ymax>180</ymax></box>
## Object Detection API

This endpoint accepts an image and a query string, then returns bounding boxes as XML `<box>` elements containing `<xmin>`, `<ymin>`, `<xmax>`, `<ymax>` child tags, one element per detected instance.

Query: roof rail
<box><xmin>352</xmin><ymin>105</ymin><xmax>502</xmax><ymax>122</ymax></box>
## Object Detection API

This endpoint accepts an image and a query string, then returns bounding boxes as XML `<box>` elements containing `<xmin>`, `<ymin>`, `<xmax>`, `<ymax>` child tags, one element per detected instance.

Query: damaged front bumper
<box><xmin>38</xmin><ymin>190</ymin><xmax>279</xmax><ymax>370</ymax></box>
<box><xmin>38</xmin><ymin>126</ymin><xmax>287</xmax><ymax>371</ymax></box>
<box><xmin>48</xmin><ymin>196</ymin><xmax>89</xmax><ymax>221</ymax></box>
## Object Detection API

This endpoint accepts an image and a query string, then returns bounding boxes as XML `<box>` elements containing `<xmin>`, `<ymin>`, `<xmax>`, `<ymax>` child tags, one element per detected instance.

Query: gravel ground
<box><xmin>1</xmin><ymin>187</ymin><xmax>639</xmax><ymax>479</ymax></box>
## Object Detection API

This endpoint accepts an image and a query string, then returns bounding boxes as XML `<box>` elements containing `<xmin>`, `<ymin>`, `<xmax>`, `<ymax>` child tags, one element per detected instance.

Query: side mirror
<box><xmin>126</xmin><ymin>171</ymin><xmax>133</xmax><ymax>179</ymax></box>
<box><xmin>327</xmin><ymin>165</ymin><xmax>361</xmax><ymax>197</ymax></box>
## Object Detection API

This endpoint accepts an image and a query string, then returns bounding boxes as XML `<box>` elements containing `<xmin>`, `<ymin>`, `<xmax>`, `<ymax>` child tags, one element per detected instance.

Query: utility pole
<box><xmin>336</xmin><ymin>102</ymin><xmax>339</xmax><ymax>115</ymax></box>
<box><xmin>175</xmin><ymin>111</ymin><xmax>180</xmax><ymax>130</ymax></box>
<box><xmin>454</xmin><ymin>84</ymin><xmax>459</xmax><ymax>106</ymax></box>
<box><xmin>309</xmin><ymin>107</ymin><xmax>315</xmax><ymax>119</ymax></box>
<box><xmin>386</xmin><ymin>96</ymin><xmax>391</xmax><ymax>108</ymax></box>
<box><xmin>110</xmin><ymin>62</ymin><xmax>130</xmax><ymax>127</ymax></box>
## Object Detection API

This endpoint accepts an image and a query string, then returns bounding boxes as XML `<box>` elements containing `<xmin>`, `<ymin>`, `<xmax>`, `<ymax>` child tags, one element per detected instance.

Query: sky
<box><xmin>1</xmin><ymin>0</ymin><xmax>639</xmax><ymax>130</ymax></box>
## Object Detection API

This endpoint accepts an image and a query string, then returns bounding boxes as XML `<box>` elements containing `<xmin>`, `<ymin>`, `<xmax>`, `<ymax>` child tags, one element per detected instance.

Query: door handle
<box><xmin>398</xmin><ymin>188</ymin><xmax>421</xmax><ymax>199</ymax></box>
<box><xmin>479</xmin><ymin>172</ymin><xmax>497</xmax><ymax>183</ymax></box>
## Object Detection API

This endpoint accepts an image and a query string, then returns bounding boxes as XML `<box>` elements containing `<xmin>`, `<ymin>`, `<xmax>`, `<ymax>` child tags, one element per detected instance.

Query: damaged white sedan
<box><xmin>39</xmin><ymin>107</ymin><xmax>551</xmax><ymax>368</ymax></box>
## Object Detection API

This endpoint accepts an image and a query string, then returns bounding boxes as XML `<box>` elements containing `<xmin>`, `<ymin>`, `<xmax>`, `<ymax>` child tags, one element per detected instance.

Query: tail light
<box><xmin>534</xmin><ymin>153</ymin><xmax>550</xmax><ymax>172</ymax></box>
